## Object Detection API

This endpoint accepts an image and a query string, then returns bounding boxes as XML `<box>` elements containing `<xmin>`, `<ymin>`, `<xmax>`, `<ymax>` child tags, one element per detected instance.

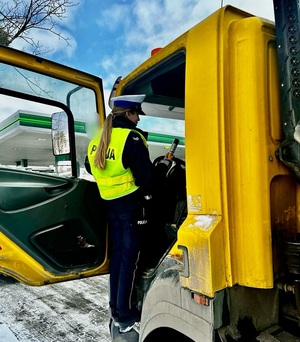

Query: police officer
<box><xmin>87</xmin><ymin>94</ymin><xmax>153</xmax><ymax>333</ymax></box>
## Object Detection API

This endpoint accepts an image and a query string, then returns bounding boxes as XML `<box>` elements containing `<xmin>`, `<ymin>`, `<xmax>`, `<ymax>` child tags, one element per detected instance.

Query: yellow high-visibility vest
<box><xmin>88</xmin><ymin>127</ymin><xmax>147</xmax><ymax>200</ymax></box>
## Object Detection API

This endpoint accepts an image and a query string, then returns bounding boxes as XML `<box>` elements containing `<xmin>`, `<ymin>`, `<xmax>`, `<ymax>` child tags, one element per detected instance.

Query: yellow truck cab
<box><xmin>1</xmin><ymin>1</ymin><xmax>300</xmax><ymax>341</ymax></box>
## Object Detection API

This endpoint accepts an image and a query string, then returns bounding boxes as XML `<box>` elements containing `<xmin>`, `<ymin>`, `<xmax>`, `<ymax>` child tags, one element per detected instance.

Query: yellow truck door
<box><xmin>0</xmin><ymin>46</ymin><xmax>109</xmax><ymax>285</ymax></box>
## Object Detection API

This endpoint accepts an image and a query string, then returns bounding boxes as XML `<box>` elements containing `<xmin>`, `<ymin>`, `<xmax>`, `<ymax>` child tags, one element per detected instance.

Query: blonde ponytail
<box><xmin>94</xmin><ymin>113</ymin><xmax>113</xmax><ymax>169</ymax></box>
<box><xmin>94</xmin><ymin>107</ymin><xmax>130</xmax><ymax>169</ymax></box>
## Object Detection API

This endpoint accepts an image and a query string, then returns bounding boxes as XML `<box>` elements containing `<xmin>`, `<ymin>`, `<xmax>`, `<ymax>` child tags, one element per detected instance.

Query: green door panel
<box><xmin>0</xmin><ymin>167</ymin><xmax>107</xmax><ymax>276</ymax></box>
<box><xmin>0</xmin><ymin>168</ymin><xmax>72</xmax><ymax>210</ymax></box>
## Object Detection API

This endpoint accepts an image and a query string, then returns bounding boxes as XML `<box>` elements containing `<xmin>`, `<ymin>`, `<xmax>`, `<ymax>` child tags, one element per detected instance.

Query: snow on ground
<box><xmin>0</xmin><ymin>274</ymin><xmax>111</xmax><ymax>341</ymax></box>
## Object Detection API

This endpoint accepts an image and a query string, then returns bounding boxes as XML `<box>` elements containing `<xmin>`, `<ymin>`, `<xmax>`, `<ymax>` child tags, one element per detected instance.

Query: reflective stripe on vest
<box><xmin>88</xmin><ymin>127</ymin><xmax>147</xmax><ymax>200</ymax></box>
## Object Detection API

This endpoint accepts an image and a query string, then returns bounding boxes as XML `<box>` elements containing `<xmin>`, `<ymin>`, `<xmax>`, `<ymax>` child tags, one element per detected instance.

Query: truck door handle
<box><xmin>45</xmin><ymin>182</ymin><xmax>72</xmax><ymax>195</ymax></box>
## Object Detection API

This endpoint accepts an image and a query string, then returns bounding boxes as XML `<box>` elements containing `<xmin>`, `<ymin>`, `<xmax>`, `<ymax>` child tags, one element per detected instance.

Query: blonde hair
<box><xmin>94</xmin><ymin>107</ymin><xmax>130</xmax><ymax>169</ymax></box>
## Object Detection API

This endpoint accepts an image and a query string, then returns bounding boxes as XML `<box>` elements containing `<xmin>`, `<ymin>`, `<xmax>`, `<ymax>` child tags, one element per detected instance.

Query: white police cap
<box><xmin>111</xmin><ymin>94</ymin><xmax>146</xmax><ymax>115</ymax></box>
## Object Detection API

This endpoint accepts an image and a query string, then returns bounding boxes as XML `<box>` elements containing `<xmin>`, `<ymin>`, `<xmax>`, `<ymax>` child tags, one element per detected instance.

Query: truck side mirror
<box><xmin>51</xmin><ymin>111</ymin><xmax>70</xmax><ymax>156</ymax></box>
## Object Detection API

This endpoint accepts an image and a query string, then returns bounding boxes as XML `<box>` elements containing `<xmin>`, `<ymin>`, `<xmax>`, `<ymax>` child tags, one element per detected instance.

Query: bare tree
<box><xmin>0</xmin><ymin>0</ymin><xmax>78</xmax><ymax>55</ymax></box>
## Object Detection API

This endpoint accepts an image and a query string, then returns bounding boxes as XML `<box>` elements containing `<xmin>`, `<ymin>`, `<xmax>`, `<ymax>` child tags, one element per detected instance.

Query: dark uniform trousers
<box><xmin>106</xmin><ymin>192</ymin><xmax>142</xmax><ymax>323</ymax></box>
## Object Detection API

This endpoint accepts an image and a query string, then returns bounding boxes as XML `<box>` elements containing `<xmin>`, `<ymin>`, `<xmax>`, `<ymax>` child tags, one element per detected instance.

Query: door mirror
<box><xmin>51</xmin><ymin>111</ymin><xmax>70</xmax><ymax>155</ymax></box>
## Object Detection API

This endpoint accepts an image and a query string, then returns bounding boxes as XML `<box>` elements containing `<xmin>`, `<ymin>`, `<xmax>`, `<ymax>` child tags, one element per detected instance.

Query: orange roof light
<box><xmin>151</xmin><ymin>48</ymin><xmax>162</xmax><ymax>56</ymax></box>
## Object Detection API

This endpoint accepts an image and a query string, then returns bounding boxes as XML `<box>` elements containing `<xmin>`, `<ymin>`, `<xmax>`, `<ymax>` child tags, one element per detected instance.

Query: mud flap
<box><xmin>109</xmin><ymin>319</ymin><xmax>139</xmax><ymax>342</ymax></box>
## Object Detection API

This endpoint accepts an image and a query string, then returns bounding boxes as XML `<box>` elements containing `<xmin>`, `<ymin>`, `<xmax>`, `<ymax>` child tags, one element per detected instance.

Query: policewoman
<box><xmin>87</xmin><ymin>94</ymin><xmax>153</xmax><ymax>333</ymax></box>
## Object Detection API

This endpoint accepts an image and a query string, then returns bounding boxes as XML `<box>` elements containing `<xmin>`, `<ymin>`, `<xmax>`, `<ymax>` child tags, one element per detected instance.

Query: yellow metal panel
<box><xmin>184</xmin><ymin>7</ymin><xmax>249</xmax><ymax>216</ymax></box>
<box><xmin>225</xmin><ymin>17</ymin><xmax>277</xmax><ymax>287</ymax></box>
<box><xmin>0</xmin><ymin>232</ymin><xmax>109</xmax><ymax>285</ymax></box>
<box><xmin>178</xmin><ymin>215</ymin><xmax>226</xmax><ymax>298</ymax></box>
<box><xmin>176</xmin><ymin>7</ymin><xmax>251</xmax><ymax>297</ymax></box>
<box><xmin>175</xmin><ymin>7</ymin><xmax>284</xmax><ymax>296</ymax></box>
